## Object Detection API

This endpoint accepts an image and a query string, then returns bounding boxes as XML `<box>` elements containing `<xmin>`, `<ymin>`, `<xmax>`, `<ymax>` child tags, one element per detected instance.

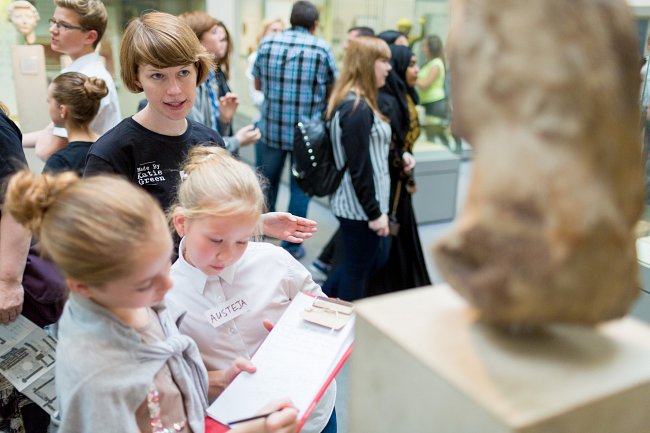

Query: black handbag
<box><xmin>292</xmin><ymin>118</ymin><xmax>347</xmax><ymax>197</ymax></box>
<box><xmin>292</xmin><ymin>95</ymin><xmax>356</xmax><ymax>197</ymax></box>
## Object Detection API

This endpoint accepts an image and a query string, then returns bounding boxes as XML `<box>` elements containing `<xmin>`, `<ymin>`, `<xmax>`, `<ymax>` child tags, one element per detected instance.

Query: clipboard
<box><xmin>204</xmin><ymin>346</ymin><xmax>352</xmax><ymax>433</ymax></box>
<box><xmin>205</xmin><ymin>292</ymin><xmax>355</xmax><ymax>431</ymax></box>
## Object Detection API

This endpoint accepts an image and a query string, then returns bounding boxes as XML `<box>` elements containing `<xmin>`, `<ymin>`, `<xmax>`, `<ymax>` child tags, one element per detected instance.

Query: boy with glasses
<box><xmin>23</xmin><ymin>0</ymin><xmax>121</xmax><ymax>161</ymax></box>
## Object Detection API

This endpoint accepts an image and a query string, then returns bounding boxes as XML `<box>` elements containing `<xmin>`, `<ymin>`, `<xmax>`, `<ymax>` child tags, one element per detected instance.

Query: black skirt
<box><xmin>367</xmin><ymin>172</ymin><xmax>432</xmax><ymax>296</ymax></box>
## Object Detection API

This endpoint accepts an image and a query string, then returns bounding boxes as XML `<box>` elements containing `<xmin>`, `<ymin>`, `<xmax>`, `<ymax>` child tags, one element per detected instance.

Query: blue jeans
<box><xmin>256</xmin><ymin>140</ymin><xmax>311</xmax><ymax>249</ymax></box>
<box><xmin>323</xmin><ymin>217</ymin><xmax>391</xmax><ymax>301</ymax></box>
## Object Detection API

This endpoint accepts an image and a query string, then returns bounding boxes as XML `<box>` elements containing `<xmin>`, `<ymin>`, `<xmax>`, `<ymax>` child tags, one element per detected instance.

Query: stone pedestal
<box><xmin>11</xmin><ymin>44</ymin><xmax>48</xmax><ymax>133</ymax></box>
<box><xmin>411</xmin><ymin>146</ymin><xmax>460</xmax><ymax>223</ymax></box>
<box><xmin>350</xmin><ymin>285</ymin><xmax>650</xmax><ymax>432</ymax></box>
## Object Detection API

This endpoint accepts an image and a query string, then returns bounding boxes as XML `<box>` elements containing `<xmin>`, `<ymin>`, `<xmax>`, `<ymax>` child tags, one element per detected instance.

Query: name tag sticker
<box><xmin>204</xmin><ymin>295</ymin><xmax>250</xmax><ymax>328</ymax></box>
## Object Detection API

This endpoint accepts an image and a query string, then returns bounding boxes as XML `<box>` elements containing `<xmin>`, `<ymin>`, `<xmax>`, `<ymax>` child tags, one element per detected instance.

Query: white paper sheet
<box><xmin>207</xmin><ymin>292</ymin><xmax>354</xmax><ymax>426</ymax></box>
<box><xmin>21</xmin><ymin>369</ymin><xmax>57</xmax><ymax>415</ymax></box>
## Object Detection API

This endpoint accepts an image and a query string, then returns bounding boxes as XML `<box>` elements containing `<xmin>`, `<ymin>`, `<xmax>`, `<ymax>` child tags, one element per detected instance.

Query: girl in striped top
<box><xmin>323</xmin><ymin>36</ymin><xmax>393</xmax><ymax>301</ymax></box>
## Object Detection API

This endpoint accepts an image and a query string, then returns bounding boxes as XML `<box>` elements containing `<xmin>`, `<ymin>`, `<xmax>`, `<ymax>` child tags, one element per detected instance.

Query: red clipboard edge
<box><xmin>297</xmin><ymin>343</ymin><xmax>354</xmax><ymax>432</ymax></box>
<box><xmin>205</xmin><ymin>416</ymin><xmax>229</xmax><ymax>433</ymax></box>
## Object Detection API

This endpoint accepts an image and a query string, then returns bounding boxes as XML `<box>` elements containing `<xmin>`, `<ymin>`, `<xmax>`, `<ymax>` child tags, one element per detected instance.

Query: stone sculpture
<box><xmin>8</xmin><ymin>1</ymin><xmax>39</xmax><ymax>45</ymax></box>
<box><xmin>433</xmin><ymin>0</ymin><xmax>645</xmax><ymax>326</ymax></box>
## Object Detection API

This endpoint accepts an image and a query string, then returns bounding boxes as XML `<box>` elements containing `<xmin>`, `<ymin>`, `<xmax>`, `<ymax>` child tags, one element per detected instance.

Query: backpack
<box><xmin>292</xmin><ymin>117</ymin><xmax>346</xmax><ymax>197</ymax></box>
<box><xmin>292</xmin><ymin>95</ymin><xmax>355</xmax><ymax>197</ymax></box>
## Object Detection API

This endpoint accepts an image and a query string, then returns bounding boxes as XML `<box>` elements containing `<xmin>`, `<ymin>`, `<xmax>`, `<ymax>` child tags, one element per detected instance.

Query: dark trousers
<box><xmin>317</xmin><ymin>228</ymin><xmax>343</xmax><ymax>267</ymax></box>
<box><xmin>323</xmin><ymin>217</ymin><xmax>390</xmax><ymax>301</ymax></box>
<box><xmin>255</xmin><ymin>140</ymin><xmax>311</xmax><ymax>249</ymax></box>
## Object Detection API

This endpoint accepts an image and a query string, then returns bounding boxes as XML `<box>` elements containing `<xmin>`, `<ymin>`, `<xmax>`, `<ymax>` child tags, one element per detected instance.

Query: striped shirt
<box><xmin>330</xmin><ymin>97</ymin><xmax>391</xmax><ymax>221</ymax></box>
<box><xmin>253</xmin><ymin>27</ymin><xmax>337</xmax><ymax>150</ymax></box>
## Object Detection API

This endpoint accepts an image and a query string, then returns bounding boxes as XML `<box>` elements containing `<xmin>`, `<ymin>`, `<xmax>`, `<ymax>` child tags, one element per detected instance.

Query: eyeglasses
<box><xmin>48</xmin><ymin>18</ymin><xmax>88</xmax><ymax>32</ymax></box>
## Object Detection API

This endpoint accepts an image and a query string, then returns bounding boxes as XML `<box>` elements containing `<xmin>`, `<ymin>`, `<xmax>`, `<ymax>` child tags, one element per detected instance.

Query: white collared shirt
<box><xmin>167</xmin><ymin>239</ymin><xmax>335</xmax><ymax>433</ymax></box>
<box><xmin>54</xmin><ymin>52</ymin><xmax>121</xmax><ymax>137</ymax></box>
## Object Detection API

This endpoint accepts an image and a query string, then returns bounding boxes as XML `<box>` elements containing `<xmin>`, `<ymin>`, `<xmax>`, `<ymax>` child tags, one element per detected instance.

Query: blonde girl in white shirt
<box><xmin>167</xmin><ymin>146</ymin><xmax>338</xmax><ymax>433</ymax></box>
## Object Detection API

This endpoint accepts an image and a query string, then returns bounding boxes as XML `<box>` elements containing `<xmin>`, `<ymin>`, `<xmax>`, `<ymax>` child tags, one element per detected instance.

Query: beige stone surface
<box><xmin>11</xmin><ymin>45</ymin><xmax>48</xmax><ymax>133</ymax></box>
<box><xmin>434</xmin><ymin>0</ymin><xmax>645</xmax><ymax>325</ymax></box>
<box><xmin>349</xmin><ymin>285</ymin><xmax>650</xmax><ymax>432</ymax></box>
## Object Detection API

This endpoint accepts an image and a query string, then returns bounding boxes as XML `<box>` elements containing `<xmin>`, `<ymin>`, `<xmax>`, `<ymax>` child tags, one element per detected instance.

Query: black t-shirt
<box><xmin>43</xmin><ymin>140</ymin><xmax>93</xmax><ymax>175</ymax></box>
<box><xmin>0</xmin><ymin>112</ymin><xmax>27</xmax><ymax>203</ymax></box>
<box><xmin>84</xmin><ymin>117</ymin><xmax>225</xmax><ymax>211</ymax></box>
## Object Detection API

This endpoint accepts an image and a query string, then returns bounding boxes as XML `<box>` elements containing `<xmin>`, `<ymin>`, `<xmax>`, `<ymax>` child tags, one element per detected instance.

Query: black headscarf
<box><xmin>385</xmin><ymin>45</ymin><xmax>419</xmax><ymax>108</ymax></box>
<box><xmin>379</xmin><ymin>45</ymin><xmax>418</xmax><ymax>151</ymax></box>
<box><xmin>377</xmin><ymin>30</ymin><xmax>407</xmax><ymax>46</ymax></box>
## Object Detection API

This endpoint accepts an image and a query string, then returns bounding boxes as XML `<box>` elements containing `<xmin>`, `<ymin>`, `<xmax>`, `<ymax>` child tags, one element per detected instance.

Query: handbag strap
<box><xmin>391</xmin><ymin>180</ymin><xmax>402</xmax><ymax>216</ymax></box>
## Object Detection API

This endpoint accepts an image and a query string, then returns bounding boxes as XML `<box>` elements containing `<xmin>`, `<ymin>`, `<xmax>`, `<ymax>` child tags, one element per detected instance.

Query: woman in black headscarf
<box><xmin>370</xmin><ymin>44</ymin><xmax>432</xmax><ymax>294</ymax></box>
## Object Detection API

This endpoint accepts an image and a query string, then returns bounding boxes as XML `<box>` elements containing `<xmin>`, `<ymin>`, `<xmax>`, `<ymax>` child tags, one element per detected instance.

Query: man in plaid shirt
<box><xmin>253</xmin><ymin>0</ymin><xmax>337</xmax><ymax>259</ymax></box>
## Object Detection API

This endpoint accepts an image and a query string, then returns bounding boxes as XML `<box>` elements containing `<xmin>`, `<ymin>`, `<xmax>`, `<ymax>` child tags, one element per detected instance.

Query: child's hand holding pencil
<box><xmin>228</xmin><ymin>399</ymin><xmax>298</xmax><ymax>433</ymax></box>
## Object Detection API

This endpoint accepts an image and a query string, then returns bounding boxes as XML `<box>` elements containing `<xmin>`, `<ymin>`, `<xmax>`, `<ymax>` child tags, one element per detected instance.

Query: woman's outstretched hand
<box><xmin>262</xmin><ymin>212</ymin><xmax>317</xmax><ymax>243</ymax></box>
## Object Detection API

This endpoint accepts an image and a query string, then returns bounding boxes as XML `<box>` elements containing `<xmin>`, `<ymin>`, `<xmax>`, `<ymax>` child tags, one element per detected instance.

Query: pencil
<box><xmin>227</xmin><ymin>411</ymin><xmax>277</xmax><ymax>427</ymax></box>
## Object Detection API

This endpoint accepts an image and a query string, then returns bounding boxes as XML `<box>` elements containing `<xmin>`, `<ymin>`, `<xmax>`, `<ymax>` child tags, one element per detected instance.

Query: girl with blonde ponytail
<box><xmin>43</xmin><ymin>72</ymin><xmax>108</xmax><ymax>174</ymax></box>
<box><xmin>4</xmin><ymin>170</ymin><xmax>298</xmax><ymax>433</ymax></box>
<box><xmin>168</xmin><ymin>146</ymin><xmax>336</xmax><ymax>433</ymax></box>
